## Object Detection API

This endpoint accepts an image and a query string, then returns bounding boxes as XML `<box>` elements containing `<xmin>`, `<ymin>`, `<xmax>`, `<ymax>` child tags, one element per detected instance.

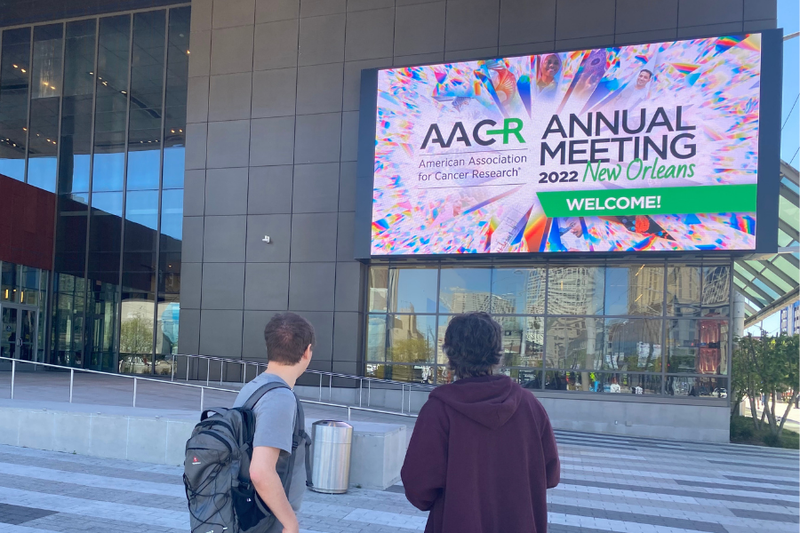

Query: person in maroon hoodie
<box><xmin>401</xmin><ymin>312</ymin><xmax>560</xmax><ymax>533</ymax></box>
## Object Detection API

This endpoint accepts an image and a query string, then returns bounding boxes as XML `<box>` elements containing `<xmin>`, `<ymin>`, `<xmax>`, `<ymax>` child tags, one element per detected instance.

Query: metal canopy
<box><xmin>739</xmin><ymin>160</ymin><xmax>800</xmax><ymax>327</ymax></box>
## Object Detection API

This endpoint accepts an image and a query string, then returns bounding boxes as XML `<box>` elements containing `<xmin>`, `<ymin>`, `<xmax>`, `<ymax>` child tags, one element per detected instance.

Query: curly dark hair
<box><xmin>442</xmin><ymin>312</ymin><xmax>503</xmax><ymax>379</ymax></box>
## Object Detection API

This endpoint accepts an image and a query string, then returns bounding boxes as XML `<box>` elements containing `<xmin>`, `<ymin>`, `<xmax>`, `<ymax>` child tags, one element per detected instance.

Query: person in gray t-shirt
<box><xmin>234</xmin><ymin>312</ymin><xmax>314</xmax><ymax>533</ymax></box>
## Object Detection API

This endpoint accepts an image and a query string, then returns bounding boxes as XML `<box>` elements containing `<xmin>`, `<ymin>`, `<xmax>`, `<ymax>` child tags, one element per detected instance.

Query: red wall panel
<box><xmin>0</xmin><ymin>174</ymin><xmax>55</xmax><ymax>271</ymax></box>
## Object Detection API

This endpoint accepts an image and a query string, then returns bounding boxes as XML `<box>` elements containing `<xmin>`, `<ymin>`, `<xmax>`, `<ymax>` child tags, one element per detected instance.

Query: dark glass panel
<box><xmin>368</xmin><ymin>266</ymin><xmax>388</xmax><ymax>312</ymax></box>
<box><xmin>496</xmin><ymin>316</ymin><xmax>544</xmax><ymax>368</ymax></box>
<box><xmin>86</xmin><ymin>278</ymin><xmax>118</xmax><ymax>372</ymax></box>
<box><xmin>604</xmin><ymin>318</ymin><xmax>663</xmax><ymax>372</ymax></box>
<box><xmin>666</xmin><ymin>265</ymin><xmax>702</xmax><ymax>317</ymax></box>
<box><xmin>0</xmin><ymin>28</ymin><xmax>31</xmax><ymax>180</ymax></box>
<box><xmin>665</xmin><ymin>376</ymin><xmax>728</xmax><ymax>398</ymax></box>
<box><xmin>54</xmin><ymin>195</ymin><xmax>88</xmax><ymax>275</ymax></box>
<box><xmin>702</xmin><ymin>265</ymin><xmax>731</xmax><ymax>317</ymax></box>
<box><xmin>666</xmin><ymin>319</ymin><xmax>728</xmax><ymax>375</ymax></box>
<box><xmin>162</xmin><ymin>6</ymin><xmax>188</xmax><ymax>189</ymax></box>
<box><xmin>389</xmin><ymin>268</ymin><xmax>438</xmax><ymax>313</ymax></box>
<box><xmin>439</xmin><ymin>268</ymin><xmax>491</xmax><ymax>313</ymax></box>
<box><xmin>546</xmin><ymin>266</ymin><xmax>604</xmax><ymax>315</ymax></box>
<box><xmin>491</xmin><ymin>267</ymin><xmax>545</xmax><ymax>314</ymax></box>
<box><xmin>545</xmin><ymin>371</ymin><xmax>661</xmax><ymax>394</ymax></box>
<box><xmin>92</xmin><ymin>15</ymin><xmax>130</xmax><ymax>192</ymax></box>
<box><xmin>126</xmin><ymin>10</ymin><xmax>164</xmax><ymax>191</ymax></box>
<box><xmin>366</xmin><ymin>315</ymin><xmax>387</xmax><ymax>362</ymax></box>
<box><xmin>52</xmin><ymin>273</ymin><xmax>85</xmax><ymax>367</ymax></box>
<box><xmin>87</xmin><ymin>191</ymin><xmax>122</xmax><ymax>282</ymax></box>
<box><xmin>387</xmin><ymin>314</ymin><xmax>436</xmax><ymax>363</ymax></box>
<box><xmin>545</xmin><ymin>316</ymin><xmax>604</xmax><ymax>370</ymax></box>
<box><xmin>496</xmin><ymin>368</ymin><xmax>542</xmax><ymax>390</ymax></box>
<box><xmin>28</xmin><ymin>24</ymin><xmax>63</xmax><ymax>192</ymax></box>
<box><xmin>58</xmin><ymin>19</ymin><xmax>95</xmax><ymax>197</ymax></box>
<box><xmin>605</xmin><ymin>265</ymin><xmax>664</xmax><ymax>316</ymax></box>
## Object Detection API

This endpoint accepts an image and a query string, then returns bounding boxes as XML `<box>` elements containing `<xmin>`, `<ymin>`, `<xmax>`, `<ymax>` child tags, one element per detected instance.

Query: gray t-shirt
<box><xmin>233</xmin><ymin>372</ymin><xmax>306</xmax><ymax>525</ymax></box>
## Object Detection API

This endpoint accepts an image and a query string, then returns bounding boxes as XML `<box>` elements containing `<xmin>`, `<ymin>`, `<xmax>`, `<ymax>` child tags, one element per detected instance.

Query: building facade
<box><xmin>0</xmin><ymin>0</ymin><xmax>782</xmax><ymax>441</ymax></box>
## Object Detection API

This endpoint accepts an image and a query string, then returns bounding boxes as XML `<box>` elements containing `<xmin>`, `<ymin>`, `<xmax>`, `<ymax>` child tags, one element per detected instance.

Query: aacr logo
<box><xmin>420</xmin><ymin>118</ymin><xmax>525</xmax><ymax>149</ymax></box>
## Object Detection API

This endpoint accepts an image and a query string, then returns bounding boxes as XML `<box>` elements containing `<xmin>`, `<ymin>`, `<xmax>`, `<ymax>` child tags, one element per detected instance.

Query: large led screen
<box><xmin>368</xmin><ymin>34</ymin><xmax>768</xmax><ymax>255</ymax></box>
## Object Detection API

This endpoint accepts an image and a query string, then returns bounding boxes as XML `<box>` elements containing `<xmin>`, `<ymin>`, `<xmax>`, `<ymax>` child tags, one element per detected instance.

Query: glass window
<box><xmin>547</xmin><ymin>266</ymin><xmax>604</xmax><ymax>315</ymax></box>
<box><xmin>389</xmin><ymin>268</ymin><xmax>438</xmax><ymax>313</ymax></box>
<box><xmin>388</xmin><ymin>314</ymin><xmax>436</xmax><ymax>363</ymax></box>
<box><xmin>162</xmin><ymin>6</ymin><xmax>189</xmax><ymax>189</ymax></box>
<box><xmin>666</xmin><ymin>319</ymin><xmax>728</xmax><ymax>375</ymax></box>
<box><xmin>119</xmin><ymin>289</ymin><xmax>154</xmax><ymax>373</ymax></box>
<box><xmin>27</xmin><ymin>24</ymin><xmax>63</xmax><ymax>192</ymax></box>
<box><xmin>368</xmin><ymin>266</ymin><xmax>388</xmax><ymax>312</ymax></box>
<box><xmin>59</xmin><ymin>19</ymin><xmax>95</xmax><ymax>197</ymax></box>
<box><xmin>603</xmin><ymin>318</ymin><xmax>662</xmax><ymax>372</ymax></box>
<box><xmin>379</xmin><ymin>364</ymin><xmax>435</xmax><ymax>384</ymax></box>
<box><xmin>1</xmin><ymin>262</ymin><xmax>18</xmax><ymax>302</ymax></box>
<box><xmin>155</xmin><ymin>295</ymin><xmax>179</xmax><ymax>361</ymax></box>
<box><xmin>491</xmin><ymin>267</ymin><xmax>545</xmax><ymax>314</ymax></box>
<box><xmin>666</xmin><ymin>265</ymin><xmax>701</xmax><ymax>317</ymax></box>
<box><xmin>605</xmin><ymin>265</ymin><xmax>664</xmax><ymax>316</ymax></box>
<box><xmin>497</xmin><ymin>316</ymin><xmax>544</xmax><ymax>367</ymax></box>
<box><xmin>702</xmin><ymin>265</ymin><xmax>730</xmax><ymax>317</ymax></box>
<box><xmin>665</xmin><ymin>376</ymin><xmax>728</xmax><ymax>398</ymax></box>
<box><xmin>497</xmin><ymin>368</ymin><xmax>542</xmax><ymax>390</ymax></box>
<box><xmin>439</xmin><ymin>268</ymin><xmax>491</xmax><ymax>313</ymax></box>
<box><xmin>366</xmin><ymin>315</ymin><xmax>386</xmax><ymax>362</ymax></box>
<box><xmin>160</xmin><ymin>188</ymin><xmax>182</xmax><ymax>239</ymax></box>
<box><xmin>126</xmin><ymin>10</ymin><xmax>165</xmax><ymax>191</ymax></box>
<box><xmin>545</xmin><ymin>371</ymin><xmax>661</xmax><ymax>394</ymax></box>
<box><xmin>545</xmin><ymin>316</ymin><xmax>604</xmax><ymax>370</ymax></box>
<box><xmin>0</xmin><ymin>28</ymin><xmax>31</xmax><ymax>181</ymax></box>
<box><xmin>92</xmin><ymin>15</ymin><xmax>130</xmax><ymax>193</ymax></box>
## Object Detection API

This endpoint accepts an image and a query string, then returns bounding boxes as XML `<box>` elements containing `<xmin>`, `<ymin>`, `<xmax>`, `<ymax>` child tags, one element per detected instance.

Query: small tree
<box><xmin>733</xmin><ymin>332</ymin><xmax>800</xmax><ymax>438</ymax></box>
<box><xmin>120</xmin><ymin>315</ymin><xmax>153</xmax><ymax>356</ymax></box>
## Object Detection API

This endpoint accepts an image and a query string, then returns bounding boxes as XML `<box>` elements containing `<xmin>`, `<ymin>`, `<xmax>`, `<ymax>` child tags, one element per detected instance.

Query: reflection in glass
<box><xmin>368</xmin><ymin>266</ymin><xmax>388</xmax><ymax>312</ymax></box>
<box><xmin>155</xmin><ymin>295</ymin><xmax>179</xmax><ymax>360</ymax></box>
<box><xmin>384</xmin><ymin>364</ymin><xmax>435</xmax><ymax>384</ymax></box>
<box><xmin>366</xmin><ymin>315</ymin><xmax>387</xmax><ymax>362</ymax></box>
<box><xmin>86</xmin><ymin>279</ymin><xmax>118</xmax><ymax>372</ymax></box>
<box><xmin>666</xmin><ymin>265</ymin><xmax>701</xmax><ymax>317</ymax></box>
<box><xmin>545</xmin><ymin>316</ymin><xmax>603</xmax><ymax>370</ymax></box>
<box><xmin>665</xmin><ymin>375</ymin><xmax>727</xmax><ymax>398</ymax></box>
<box><xmin>436</xmin><ymin>314</ymin><xmax>452</xmax><ymax>364</ymax></box>
<box><xmin>0</xmin><ymin>28</ymin><xmax>31</xmax><ymax>181</ymax></box>
<box><xmin>160</xmin><ymin>188</ymin><xmax>183</xmax><ymax>239</ymax></box>
<box><xmin>491</xmin><ymin>268</ymin><xmax>545</xmax><ymax>314</ymax></box>
<box><xmin>604</xmin><ymin>318</ymin><xmax>662</xmax><ymax>372</ymax></box>
<box><xmin>126</xmin><ymin>10</ymin><xmax>165</xmax><ymax>191</ymax></box>
<box><xmin>496</xmin><ymin>316</ymin><xmax>543</xmax><ymax>367</ymax></box>
<box><xmin>52</xmin><ymin>273</ymin><xmax>86</xmax><ymax>367</ymax></box>
<box><xmin>59</xmin><ymin>19</ymin><xmax>95</xmax><ymax>197</ymax></box>
<box><xmin>162</xmin><ymin>6</ymin><xmax>189</xmax><ymax>189</ymax></box>
<box><xmin>439</xmin><ymin>268</ymin><xmax>491</xmax><ymax>313</ymax></box>
<box><xmin>547</xmin><ymin>266</ymin><xmax>604</xmax><ymax>315</ymax></box>
<box><xmin>92</xmin><ymin>15</ymin><xmax>130</xmax><ymax>193</ymax></box>
<box><xmin>702</xmin><ymin>265</ymin><xmax>730</xmax><ymax>317</ymax></box>
<box><xmin>605</xmin><ymin>265</ymin><xmax>664</xmax><ymax>316</ymax></box>
<box><xmin>666</xmin><ymin>319</ymin><xmax>728</xmax><ymax>375</ymax></box>
<box><xmin>119</xmin><ymin>289</ymin><xmax>154</xmax><ymax>373</ymax></box>
<box><xmin>388</xmin><ymin>314</ymin><xmax>436</xmax><ymax>363</ymax></box>
<box><xmin>389</xmin><ymin>268</ymin><xmax>438</xmax><ymax>313</ymax></box>
<box><xmin>545</xmin><ymin>371</ymin><xmax>660</xmax><ymax>394</ymax></box>
<box><xmin>28</xmin><ymin>24</ymin><xmax>63</xmax><ymax>192</ymax></box>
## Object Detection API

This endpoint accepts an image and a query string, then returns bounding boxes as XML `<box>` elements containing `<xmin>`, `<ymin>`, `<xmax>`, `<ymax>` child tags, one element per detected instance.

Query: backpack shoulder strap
<box><xmin>291</xmin><ymin>396</ymin><xmax>314</xmax><ymax>488</ymax></box>
<box><xmin>243</xmin><ymin>381</ymin><xmax>291</xmax><ymax>411</ymax></box>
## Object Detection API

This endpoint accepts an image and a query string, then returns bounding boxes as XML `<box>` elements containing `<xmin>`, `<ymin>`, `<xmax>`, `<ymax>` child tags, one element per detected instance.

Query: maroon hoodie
<box><xmin>401</xmin><ymin>375</ymin><xmax>560</xmax><ymax>533</ymax></box>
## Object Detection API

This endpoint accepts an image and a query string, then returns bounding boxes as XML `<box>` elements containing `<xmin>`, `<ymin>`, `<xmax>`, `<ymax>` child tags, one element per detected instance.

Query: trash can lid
<box><xmin>312</xmin><ymin>420</ymin><xmax>352</xmax><ymax>428</ymax></box>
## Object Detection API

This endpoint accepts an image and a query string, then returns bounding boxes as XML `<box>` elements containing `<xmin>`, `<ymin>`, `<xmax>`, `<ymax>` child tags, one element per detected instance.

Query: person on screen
<box><xmin>535</xmin><ymin>54</ymin><xmax>562</xmax><ymax>98</ymax></box>
<box><xmin>401</xmin><ymin>312</ymin><xmax>560</xmax><ymax>533</ymax></box>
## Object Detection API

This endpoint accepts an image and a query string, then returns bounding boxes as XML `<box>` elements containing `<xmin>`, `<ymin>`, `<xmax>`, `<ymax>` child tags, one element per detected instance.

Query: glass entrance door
<box><xmin>0</xmin><ymin>304</ymin><xmax>38</xmax><ymax>362</ymax></box>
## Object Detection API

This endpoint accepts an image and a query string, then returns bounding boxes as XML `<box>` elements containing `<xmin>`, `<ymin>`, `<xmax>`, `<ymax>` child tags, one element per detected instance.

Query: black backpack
<box><xmin>183</xmin><ymin>382</ymin><xmax>312</xmax><ymax>533</ymax></box>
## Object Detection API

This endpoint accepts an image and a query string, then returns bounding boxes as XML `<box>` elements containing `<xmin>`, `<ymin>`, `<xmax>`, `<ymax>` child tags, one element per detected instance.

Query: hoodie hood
<box><xmin>430</xmin><ymin>374</ymin><xmax>522</xmax><ymax>429</ymax></box>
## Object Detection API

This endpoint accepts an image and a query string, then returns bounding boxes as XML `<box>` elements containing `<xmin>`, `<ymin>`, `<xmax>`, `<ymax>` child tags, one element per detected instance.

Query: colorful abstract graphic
<box><xmin>371</xmin><ymin>35</ymin><xmax>762</xmax><ymax>255</ymax></box>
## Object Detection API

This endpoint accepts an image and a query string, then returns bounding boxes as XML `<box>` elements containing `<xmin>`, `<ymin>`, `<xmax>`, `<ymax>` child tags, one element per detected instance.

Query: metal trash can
<box><xmin>310</xmin><ymin>420</ymin><xmax>353</xmax><ymax>494</ymax></box>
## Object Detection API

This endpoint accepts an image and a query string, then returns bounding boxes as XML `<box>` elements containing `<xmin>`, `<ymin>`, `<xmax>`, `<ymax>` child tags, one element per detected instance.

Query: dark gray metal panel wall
<box><xmin>179</xmin><ymin>0</ymin><xmax>777</xmax><ymax>371</ymax></box>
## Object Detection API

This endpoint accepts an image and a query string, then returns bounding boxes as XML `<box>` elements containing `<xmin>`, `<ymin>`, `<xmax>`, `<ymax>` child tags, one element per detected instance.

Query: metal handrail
<box><xmin>169</xmin><ymin>352</ymin><xmax>435</xmax><ymax>415</ymax></box>
<box><xmin>0</xmin><ymin>356</ymin><xmax>421</xmax><ymax>420</ymax></box>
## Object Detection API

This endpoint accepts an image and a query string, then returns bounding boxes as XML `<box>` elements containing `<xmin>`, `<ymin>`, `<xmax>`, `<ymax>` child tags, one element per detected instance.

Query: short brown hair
<box><xmin>264</xmin><ymin>312</ymin><xmax>315</xmax><ymax>365</ymax></box>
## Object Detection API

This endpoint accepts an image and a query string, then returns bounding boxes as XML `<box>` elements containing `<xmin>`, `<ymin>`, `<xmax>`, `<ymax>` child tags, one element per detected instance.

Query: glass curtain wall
<box><xmin>3</xmin><ymin>6</ymin><xmax>191</xmax><ymax>373</ymax></box>
<box><xmin>366</xmin><ymin>260</ymin><xmax>732</xmax><ymax>399</ymax></box>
